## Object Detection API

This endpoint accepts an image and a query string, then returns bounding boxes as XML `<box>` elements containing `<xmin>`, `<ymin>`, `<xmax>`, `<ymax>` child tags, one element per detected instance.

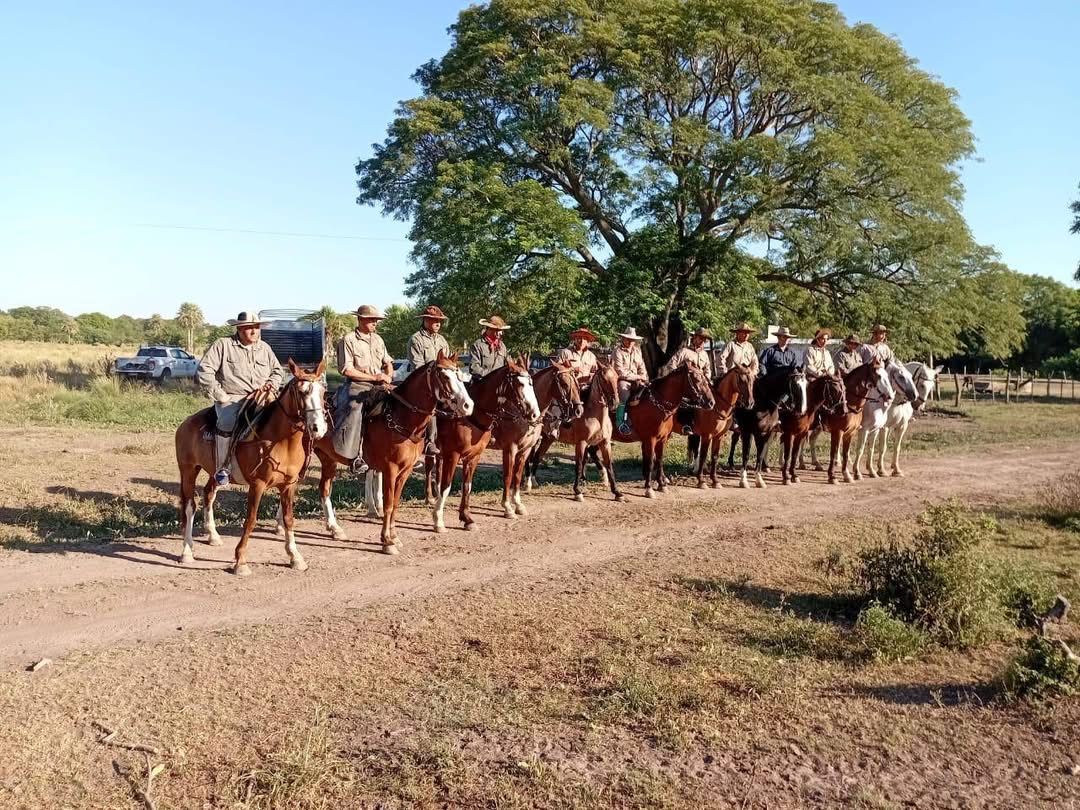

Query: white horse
<box><xmin>853</xmin><ymin>362</ymin><xmax>917</xmax><ymax>479</ymax></box>
<box><xmin>854</xmin><ymin>362</ymin><xmax>941</xmax><ymax>478</ymax></box>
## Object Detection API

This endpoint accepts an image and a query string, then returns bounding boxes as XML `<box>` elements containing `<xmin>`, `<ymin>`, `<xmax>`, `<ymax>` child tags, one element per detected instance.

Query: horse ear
<box><xmin>934</xmin><ymin>365</ymin><xmax>944</xmax><ymax>374</ymax></box>
<box><xmin>315</xmin><ymin>356</ymin><xmax>327</xmax><ymax>377</ymax></box>
<box><xmin>288</xmin><ymin>358</ymin><xmax>298</xmax><ymax>376</ymax></box>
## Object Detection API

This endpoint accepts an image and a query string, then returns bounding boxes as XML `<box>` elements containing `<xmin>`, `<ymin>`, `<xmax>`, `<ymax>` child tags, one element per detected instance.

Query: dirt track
<box><xmin>0</xmin><ymin>439</ymin><xmax>1073</xmax><ymax>671</ymax></box>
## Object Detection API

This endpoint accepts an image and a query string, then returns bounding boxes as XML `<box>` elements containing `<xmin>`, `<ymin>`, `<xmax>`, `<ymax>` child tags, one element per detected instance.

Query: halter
<box><xmin>384</xmin><ymin>363</ymin><xmax>453</xmax><ymax>441</ymax></box>
<box><xmin>549</xmin><ymin>366</ymin><xmax>580</xmax><ymax>416</ymax></box>
<box><xmin>466</xmin><ymin>369</ymin><xmax>534</xmax><ymax>431</ymax></box>
<box><xmin>818</xmin><ymin>375</ymin><xmax>847</xmax><ymax>416</ymax></box>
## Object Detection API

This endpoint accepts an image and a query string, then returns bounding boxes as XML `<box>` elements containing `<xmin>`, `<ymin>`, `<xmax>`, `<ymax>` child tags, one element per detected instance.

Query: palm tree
<box><xmin>176</xmin><ymin>303</ymin><xmax>204</xmax><ymax>354</ymax></box>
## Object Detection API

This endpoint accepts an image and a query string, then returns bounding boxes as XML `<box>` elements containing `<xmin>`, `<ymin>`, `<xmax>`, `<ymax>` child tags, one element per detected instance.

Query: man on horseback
<box><xmin>859</xmin><ymin>324</ymin><xmax>896</xmax><ymax>366</ymax></box>
<box><xmin>613</xmin><ymin>326</ymin><xmax>647</xmax><ymax>435</ymax></box>
<box><xmin>804</xmin><ymin>329</ymin><xmax>837</xmax><ymax>379</ymax></box>
<box><xmin>716</xmin><ymin>322</ymin><xmax>759</xmax><ymax>377</ymax></box>
<box><xmin>469</xmin><ymin>315</ymin><xmax>510</xmax><ymax>379</ymax></box>
<box><xmin>558</xmin><ymin>328</ymin><xmax>599</xmax><ymax>387</ymax></box>
<box><xmin>660</xmin><ymin>327</ymin><xmax>713</xmax><ymax>435</ymax></box>
<box><xmin>197</xmin><ymin>311</ymin><xmax>285</xmax><ymax>487</ymax></box>
<box><xmin>759</xmin><ymin>326</ymin><xmax>800</xmax><ymax>376</ymax></box>
<box><xmin>406</xmin><ymin>305</ymin><xmax>451</xmax><ymax>458</ymax></box>
<box><xmin>834</xmin><ymin>334</ymin><xmax>863</xmax><ymax>377</ymax></box>
<box><xmin>333</xmin><ymin>304</ymin><xmax>393</xmax><ymax>475</ymax></box>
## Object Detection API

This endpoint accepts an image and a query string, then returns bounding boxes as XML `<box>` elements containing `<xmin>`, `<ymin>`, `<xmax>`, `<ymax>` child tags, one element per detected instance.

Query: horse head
<box><xmin>907</xmin><ymin>362</ymin><xmax>942</xmax><ymax>411</ymax></box>
<box><xmin>819</xmin><ymin>372</ymin><xmax>847</xmax><ymax>414</ymax></box>
<box><xmin>870</xmin><ymin>357</ymin><xmax>895</xmax><ymax>404</ymax></box>
<box><xmin>789</xmin><ymin>366</ymin><xmax>808</xmax><ymax>415</ymax></box>
<box><xmin>287</xmin><ymin>358</ymin><xmax>329</xmax><ymax>440</ymax></box>
<box><xmin>886</xmin><ymin>361</ymin><xmax>918</xmax><ymax>404</ymax></box>
<box><xmin>593</xmin><ymin>360</ymin><xmax>620</xmax><ymax>408</ymax></box>
<box><xmin>435</xmin><ymin>351</ymin><xmax>473</xmax><ymax>417</ymax></box>
<box><xmin>684</xmin><ymin>364</ymin><xmax>716</xmax><ymax>410</ymax></box>
<box><xmin>504</xmin><ymin>355</ymin><xmax>540</xmax><ymax>421</ymax></box>
<box><xmin>550</xmin><ymin>359</ymin><xmax>583</xmax><ymax>419</ymax></box>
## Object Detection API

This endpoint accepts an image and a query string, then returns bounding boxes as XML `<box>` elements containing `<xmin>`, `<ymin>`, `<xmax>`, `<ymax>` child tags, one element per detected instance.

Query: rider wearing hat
<box><xmin>660</xmin><ymin>327</ymin><xmax>713</xmax><ymax>378</ymax></box>
<box><xmin>612</xmin><ymin>326</ymin><xmax>648</xmax><ymax>435</ymax></box>
<box><xmin>334</xmin><ymin>304</ymin><xmax>394</xmax><ymax>474</ymax></box>
<box><xmin>716</xmin><ymin>322</ymin><xmax>759</xmax><ymax>377</ymax></box>
<box><xmin>197</xmin><ymin>310</ymin><xmax>285</xmax><ymax>486</ymax></box>
<box><xmin>406</xmin><ymin>305</ymin><xmax>451</xmax><ymax>457</ymax></box>
<box><xmin>804</xmin><ymin>328</ymin><xmax>837</xmax><ymax>378</ymax></box>
<box><xmin>834</xmin><ymin>333</ymin><xmax>864</xmax><ymax>377</ymax></box>
<box><xmin>759</xmin><ymin>326</ymin><xmax>800</xmax><ymax>376</ymax></box>
<box><xmin>859</xmin><ymin>323</ymin><xmax>896</xmax><ymax>366</ymax></box>
<box><xmin>558</xmin><ymin>327</ymin><xmax>600</xmax><ymax>387</ymax></box>
<box><xmin>469</xmin><ymin>316</ymin><xmax>510</xmax><ymax>379</ymax></box>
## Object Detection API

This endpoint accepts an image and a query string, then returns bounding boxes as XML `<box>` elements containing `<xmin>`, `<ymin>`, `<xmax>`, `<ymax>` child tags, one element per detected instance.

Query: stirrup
<box><xmin>213</xmin><ymin>468</ymin><xmax>231</xmax><ymax>487</ymax></box>
<box><xmin>681</xmin><ymin>424</ymin><xmax>694</xmax><ymax>436</ymax></box>
<box><xmin>618</xmin><ymin>421</ymin><xmax>632</xmax><ymax>436</ymax></box>
<box><xmin>351</xmin><ymin>456</ymin><xmax>369</xmax><ymax>475</ymax></box>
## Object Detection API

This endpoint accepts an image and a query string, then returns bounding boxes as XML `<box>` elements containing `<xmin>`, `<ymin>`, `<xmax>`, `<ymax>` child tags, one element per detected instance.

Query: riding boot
<box><xmin>616</xmin><ymin>403</ymin><xmax>632</xmax><ymax>435</ymax></box>
<box><xmin>214</xmin><ymin>433</ymin><xmax>232</xmax><ymax>487</ymax></box>
<box><xmin>424</xmin><ymin>418</ymin><xmax>440</xmax><ymax>457</ymax></box>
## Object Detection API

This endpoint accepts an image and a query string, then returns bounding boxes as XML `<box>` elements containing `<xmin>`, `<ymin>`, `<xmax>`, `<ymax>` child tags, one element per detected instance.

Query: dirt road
<box><xmin>0</xmin><ymin>440</ymin><xmax>1072</xmax><ymax>670</ymax></box>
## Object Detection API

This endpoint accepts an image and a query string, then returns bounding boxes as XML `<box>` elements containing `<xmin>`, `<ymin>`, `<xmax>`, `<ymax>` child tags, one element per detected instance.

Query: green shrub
<box><xmin>854</xmin><ymin>603</ymin><xmax>927</xmax><ymax>662</ymax></box>
<box><xmin>1004</xmin><ymin>636</ymin><xmax>1080</xmax><ymax>700</ymax></box>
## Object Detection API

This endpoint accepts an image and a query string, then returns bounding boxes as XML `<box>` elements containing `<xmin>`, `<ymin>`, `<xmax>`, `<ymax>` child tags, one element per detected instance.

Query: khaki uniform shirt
<box><xmin>804</xmin><ymin>344</ymin><xmax>836</xmax><ymax>377</ymax></box>
<box><xmin>660</xmin><ymin>345</ymin><xmax>711</xmax><ymax>377</ymax></box>
<box><xmin>859</xmin><ymin>340</ymin><xmax>896</xmax><ymax>366</ymax></box>
<box><xmin>612</xmin><ymin>343</ymin><xmax>647</xmax><ymax>382</ymax></box>
<box><xmin>469</xmin><ymin>336</ymin><xmax>508</xmax><ymax>378</ymax></box>
<box><xmin>197</xmin><ymin>335</ymin><xmax>284</xmax><ymax>404</ymax></box>
<box><xmin>338</xmin><ymin>330</ymin><xmax>390</xmax><ymax>376</ymax></box>
<box><xmin>715</xmin><ymin>339</ymin><xmax>758</xmax><ymax>376</ymax></box>
<box><xmin>557</xmin><ymin>346</ymin><xmax>599</xmax><ymax>385</ymax></box>
<box><xmin>406</xmin><ymin>328</ymin><xmax>450</xmax><ymax>371</ymax></box>
<box><xmin>834</xmin><ymin>348</ymin><xmax>863</xmax><ymax>377</ymax></box>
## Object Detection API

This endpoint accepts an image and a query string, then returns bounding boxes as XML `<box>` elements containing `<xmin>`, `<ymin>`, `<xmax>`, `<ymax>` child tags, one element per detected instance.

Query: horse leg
<box><xmin>365</xmin><ymin>468</ymin><xmax>384</xmax><ymax>518</ymax></box>
<box><xmin>572</xmin><ymin>439</ymin><xmax>587</xmax><ymax>502</ymax></box>
<box><xmin>891</xmin><ymin>422</ymin><xmax>909</xmax><ymax>477</ymax></box>
<box><xmin>865</xmin><ymin>427</ymin><xmax>880</xmax><ymax>479</ymax></box>
<box><xmin>694</xmin><ymin>433</ymin><xmax>708</xmax><ymax>488</ymax></box>
<box><xmin>791</xmin><ymin>433</ymin><xmax>806</xmax><ymax>484</ymax></box>
<box><xmin>852</xmin><ymin>428</ymin><xmax>868</xmax><ymax>480</ymax></box>
<box><xmin>315</xmin><ymin>454</ymin><xmax>347</xmax><ymax>541</ymax></box>
<box><xmin>511</xmin><ymin>448</ymin><xmax>530</xmax><ymax>515</ymax></box>
<box><xmin>390</xmin><ymin>465</ymin><xmax>411</xmax><ymax>544</ymax></box>
<box><xmin>708</xmin><ymin>436</ymin><xmax>721</xmax><ymax>489</ymax></box>
<box><xmin>380</xmin><ymin>465</ymin><xmax>399</xmax><ymax>553</ymax></box>
<box><xmin>432</xmin><ymin>451</ymin><xmax>458</xmax><ymax>534</ymax></box>
<box><xmin>527</xmin><ymin>436</ymin><xmax>552</xmax><ymax>492</ymax></box>
<box><xmin>876</xmin><ymin>427</ymin><xmax>889</xmax><ymax>477</ymax></box>
<box><xmin>726</xmin><ymin>431</ymin><xmax>738</xmax><ymax>470</ymax></box>
<box><xmin>279</xmin><ymin>484</ymin><xmax>307</xmax><ymax>571</ymax></box>
<box><xmin>827</xmin><ymin>430</ymin><xmax>840</xmax><ymax>485</ymax></box>
<box><xmin>641</xmin><ymin>438</ymin><xmax>656</xmax><ymax>499</ymax></box>
<box><xmin>598</xmin><ymin>440</ymin><xmax>623</xmax><ymax>502</ymax></box>
<box><xmin>459</xmin><ymin>455</ymin><xmax>479</xmax><ymax>531</ymax></box>
<box><xmin>178</xmin><ymin>464</ymin><xmax>200</xmax><ymax>563</ymax></box>
<box><xmin>656</xmin><ymin>436</ymin><xmax>670</xmax><ymax>492</ymax></box>
<box><xmin>739</xmin><ymin>430</ymin><xmax>751</xmax><ymax>489</ymax></box>
<box><xmin>754</xmin><ymin>435</ymin><xmax>768</xmax><ymax>489</ymax></box>
<box><xmin>232</xmin><ymin>480</ymin><xmax>267</xmax><ymax>576</ymax></box>
<box><xmin>842</xmin><ymin>433</ymin><xmax>855</xmax><ymax>484</ymax></box>
<box><xmin>810</xmin><ymin>429</ymin><xmax>824</xmax><ymax>471</ymax></box>
<box><xmin>501</xmin><ymin>445</ymin><xmax>517</xmax><ymax>518</ymax></box>
<box><xmin>203</xmin><ymin>477</ymin><xmax>223</xmax><ymax>546</ymax></box>
<box><xmin>780</xmin><ymin>432</ymin><xmax>791</xmax><ymax>485</ymax></box>
<box><xmin>424</xmin><ymin>454</ymin><xmax>437</xmax><ymax>507</ymax></box>
<box><xmin>588</xmin><ymin>445</ymin><xmax>607</xmax><ymax>486</ymax></box>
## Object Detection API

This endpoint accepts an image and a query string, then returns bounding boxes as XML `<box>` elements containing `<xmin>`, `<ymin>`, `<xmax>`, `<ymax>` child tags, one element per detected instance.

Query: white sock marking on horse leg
<box><xmin>181</xmin><ymin>499</ymin><xmax>196</xmax><ymax>562</ymax></box>
<box><xmin>205</xmin><ymin>496</ymin><xmax>222</xmax><ymax>544</ymax></box>
<box><xmin>273</xmin><ymin>501</ymin><xmax>285</xmax><ymax>537</ymax></box>
<box><xmin>433</xmin><ymin>485</ymin><xmax>451</xmax><ymax>532</ymax></box>
<box><xmin>755</xmin><ymin>470</ymin><xmax>765</xmax><ymax>489</ymax></box>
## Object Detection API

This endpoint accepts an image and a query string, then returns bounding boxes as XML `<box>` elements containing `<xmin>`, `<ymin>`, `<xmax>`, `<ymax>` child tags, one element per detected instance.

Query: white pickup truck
<box><xmin>114</xmin><ymin>346</ymin><xmax>199</xmax><ymax>383</ymax></box>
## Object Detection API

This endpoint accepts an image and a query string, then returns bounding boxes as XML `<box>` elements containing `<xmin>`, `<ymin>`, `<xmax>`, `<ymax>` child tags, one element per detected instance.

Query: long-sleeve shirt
<box><xmin>469</xmin><ymin>335</ymin><xmax>508</xmax><ymax>378</ymax></box>
<box><xmin>759</xmin><ymin>343</ymin><xmax>799</xmax><ymax>375</ymax></box>
<box><xmin>557</xmin><ymin>346</ymin><xmax>599</xmax><ymax>385</ymax></box>
<box><xmin>715</xmin><ymin>340</ymin><xmax>759</xmax><ymax>377</ymax></box>
<box><xmin>660</xmin><ymin>346</ymin><xmax>711</xmax><ymax>377</ymax></box>
<box><xmin>197</xmin><ymin>335</ymin><xmax>284</xmax><ymax>404</ymax></box>
<box><xmin>338</xmin><ymin>330</ymin><xmax>391</xmax><ymax>376</ymax></box>
<box><xmin>406</xmin><ymin>328</ymin><xmax>450</xmax><ymax>371</ymax></box>
<box><xmin>859</xmin><ymin>340</ymin><xmax>896</xmax><ymax>366</ymax></box>
<box><xmin>834</xmin><ymin>348</ymin><xmax>863</xmax><ymax>376</ymax></box>
<box><xmin>612</xmin><ymin>343</ymin><xmax>647</xmax><ymax>382</ymax></box>
<box><xmin>804</xmin><ymin>344</ymin><xmax>836</xmax><ymax>377</ymax></box>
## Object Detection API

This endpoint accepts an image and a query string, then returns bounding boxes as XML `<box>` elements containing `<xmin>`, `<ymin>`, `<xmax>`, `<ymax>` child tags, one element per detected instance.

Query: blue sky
<box><xmin>2</xmin><ymin>0</ymin><xmax>1078</xmax><ymax>324</ymax></box>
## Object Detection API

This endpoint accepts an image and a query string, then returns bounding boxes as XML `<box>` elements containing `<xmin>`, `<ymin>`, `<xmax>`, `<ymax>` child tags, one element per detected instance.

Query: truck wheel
<box><xmin>158</xmin><ymin>368</ymin><xmax>172</xmax><ymax>386</ymax></box>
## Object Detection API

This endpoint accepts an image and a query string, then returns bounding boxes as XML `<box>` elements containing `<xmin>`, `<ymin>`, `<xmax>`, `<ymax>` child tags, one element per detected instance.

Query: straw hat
<box><xmin>731</xmin><ymin>321</ymin><xmax>755</xmax><ymax>334</ymax></box>
<box><xmin>419</xmin><ymin>305</ymin><xmax>448</xmax><ymax>321</ymax></box>
<box><xmin>691</xmin><ymin>327</ymin><xmax>713</xmax><ymax>340</ymax></box>
<box><xmin>479</xmin><ymin>315</ymin><xmax>510</xmax><ymax>330</ymax></box>
<box><xmin>228</xmin><ymin>310</ymin><xmax>269</xmax><ymax>327</ymax></box>
<box><xmin>570</xmin><ymin>327</ymin><xmax>598</xmax><ymax>343</ymax></box>
<box><xmin>618</xmin><ymin>327</ymin><xmax>644</xmax><ymax>341</ymax></box>
<box><xmin>773</xmin><ymin>326</ymin><xmax>796</xmax><ymax>338</ymax></box>
<box><xmin>814</xmin><ymin>328</ymin><xmax>832</xmax><ymax>340</ymax></box>
<box><xmin>843</xmin><ymin>333</ymin><xmax>861</xmax><ymax>344</ymax></box>
<box><xmin>353</xmin><ymin>304</ymin><xmax>386</xmax><ymax>320</ymax></box>
<box><xmin>871</xmin><ymin>323</ymin><xmax>888</xmax><ymax>334</ymax></box>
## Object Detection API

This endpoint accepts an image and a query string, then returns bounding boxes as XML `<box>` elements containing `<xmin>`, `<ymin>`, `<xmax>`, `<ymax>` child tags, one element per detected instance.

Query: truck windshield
<box><xmin>136</xmin><ymin>348</ymin><xmax>169</xmax><ymax>357</ymax></box>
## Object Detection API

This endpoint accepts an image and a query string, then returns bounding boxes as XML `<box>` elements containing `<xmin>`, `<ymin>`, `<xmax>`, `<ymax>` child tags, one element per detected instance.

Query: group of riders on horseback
<box><xmin>182</xmin><ymin>304</ymin><xmax>937</xmax><ymax>572</ymax></box>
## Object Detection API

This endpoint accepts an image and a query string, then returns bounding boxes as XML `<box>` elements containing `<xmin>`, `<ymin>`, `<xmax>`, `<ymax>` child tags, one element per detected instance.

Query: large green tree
<box><xmin>175</xmin><ymin>303</ymin><xmax>205</xmax><ymax>354</ymax></box>
<box><xmin>357</xmin><ymin>0</ymin><xmax>976</xmax><ymax>367</ymax></box>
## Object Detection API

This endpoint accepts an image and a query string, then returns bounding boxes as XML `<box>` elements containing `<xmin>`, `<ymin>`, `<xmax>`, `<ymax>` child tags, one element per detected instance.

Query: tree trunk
<box><xmin>643</xmin><ymin>310</ymin><xmax>686</xmax><ymax>376</ymax></box>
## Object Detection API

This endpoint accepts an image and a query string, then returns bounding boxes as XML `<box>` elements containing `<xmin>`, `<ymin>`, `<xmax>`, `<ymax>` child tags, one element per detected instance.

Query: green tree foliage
<box><xmin>1071</xmin><ymin>183</ymin><xmax>1080</xmax><ymax>282</ymax></box>
<box><xmin>357</xmin><ymin>0</ymin><xmax>978</xmax><ymax>367</ymax></box>
<box><xmin>379</xmin><ymin>304</ymin><xmax>421</xmax><ymax>359</ymax></box>
<box><xmin>1012</xmin><ymin>275</ymin><xmax>1080</xmax><ymax>370</ymax></box>
<box><xmin>175</xmin><ymin>302</ymin><xmax>205</xmax><ymax>354</ymax></box>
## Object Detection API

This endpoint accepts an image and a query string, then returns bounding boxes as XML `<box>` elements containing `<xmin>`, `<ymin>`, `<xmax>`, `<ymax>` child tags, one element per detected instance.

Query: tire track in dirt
<box><xmin>0</xmin><ymin>441</ymin><xmax>1074</xmax><ymax>669</ymax></box>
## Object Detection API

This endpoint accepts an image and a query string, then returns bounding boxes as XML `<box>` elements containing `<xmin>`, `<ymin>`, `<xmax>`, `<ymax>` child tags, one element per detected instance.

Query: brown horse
<box><xmin>496</xmin><ymin>360</ymin><xmax>581</xmax><ymax>514</ymax></box>
<box><xmin>613</xmin><ymin>364</ymin><xmax>715</xmax><ymax>498</ymax></box>
<box><xmin>530</xmin><ymin>361</ymin><xmax>624</xmax><ymax>503</ymax></box>
<box><xmin>311</xmin><ymin>351</ymin><xmax>473</xmax><ymax>552</ymax></box>
<box><xmin>690</xmin><ymin>365</ymin><xmax>755</xmax><ymax>489</ymax></box>
<box><xmin>778</xmin><ymin>373</ymin><xmax>846</xmax><ymax>485</ymax></box>
<box><xmin>819</xmin><ymin>359</ymin><xmax>893</xmax><ymax>484</ymax></box>
<box><xmin>174</xmin><ymin>359</ymin><xmax>329</xmax><ymax>575</ymax></box>
<box><xmin>428</xmin><ymin>358</ymin><xmax>538</xmax><ymax>533</ymax></box>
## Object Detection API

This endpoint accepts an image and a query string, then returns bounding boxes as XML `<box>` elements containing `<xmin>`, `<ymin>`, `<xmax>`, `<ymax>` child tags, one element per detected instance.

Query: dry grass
<box><xmin>0</xmin><ymin>340</ymin><xmax>135</xmax><ymax>375</ymax></box>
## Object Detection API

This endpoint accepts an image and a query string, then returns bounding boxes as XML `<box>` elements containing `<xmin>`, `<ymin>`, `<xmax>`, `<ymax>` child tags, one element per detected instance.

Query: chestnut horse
<box><xmin>428</xmin><ymin>359</ymin><xmax>539</xmax><ymax>533</ymax></box>
<box><xmin>612</xmin><ymin>364</ymin><xmax>715</xmax><ymax>498</ymax></box>
<box><xmin>311</xmin><ymin>351</ymin><xmax>473</xmax><ymax>552</ymax></box>
<box><xmin>818</xmin><ymin>359</ymin><xmax>893</xmax><ymax>484</ymax></box>
<box><xmin>778</xmin><ymin>373</ymin><xmax>846</xmax><ymax>485</ymax></box>
<box><xmin>174</xmin><ymin>359</ymin><xmax>329</xmax><ymax>575</ymax></box>
<box><xmin>529</xmin><ymin>361</ymin><xmax>624</xmax><ymax>503</ymax></box>
<box><xmin>688</xmin><ymin>365</ymin><xmax>756</xmax><ymax>489</ymax></box>
<box><xmin>733</xmin><ymin>368</ymin><xmax>808</xmax><ymax>489</ymax></box>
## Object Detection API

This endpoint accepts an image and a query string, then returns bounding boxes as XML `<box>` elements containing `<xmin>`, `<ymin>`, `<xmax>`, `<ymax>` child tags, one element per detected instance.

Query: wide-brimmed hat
<box><xmin>773</xmin><ymin>326</ymin><xmax>796</xmax><ymax>338</ymax></box>
<box><xmin>618</xmin><ymin>327</ymin><xmax>644</xmax><ymax>341</ymax></box>
<box><xmin>731</xmin><ymin>321</ymin><xmax>755</xmax><ymax>333</ymax></box>
<box><xmin>843</xmin><ymin>333</ymin><xmax>861</xmax><ymax>344</ymax></box>
<box><xmin>871</xmin><ymin>323</ymin><xmax>888</xmax><ymax>334</ymax></box>
<box><xmin>228</xmin><ymin>310</ymin><xmax>269</xmax><ymax>327</ymax></box>
<box><xmin>420</xmin><ymin>305</ymin><xmax>447</xmax><ymax>321</ymax></box>
<box><xmin>691</xmin><ymin>327</ymin><xmax>712</xmax><ymax>340</ymax></box>
<box><xmin>814</xmin><ymin>328</ymin><xmax>832</xmax><ymax>340</ymax></box>
<box><xmin>479</xmin><ymin>315</ymin><xmax>510</xmax><ymax>330</ymax></box>
<box><xmin>570</xmin><ymin>327</ymin><xmax>598</xmax><ymax>343</ymax></box>
<box><xmin>353</xmin><ymin>304</ymin><xmax>386</xmax><ymax>320</ymax></box>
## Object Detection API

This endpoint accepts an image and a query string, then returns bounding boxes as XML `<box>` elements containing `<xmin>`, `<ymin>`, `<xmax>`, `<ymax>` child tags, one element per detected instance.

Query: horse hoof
<box><xmin>697</xmin><ymin>481</ymin><xmax>706</xmax><ymax>489</ymax></box>
<box><xmin>645</xmin><ymin>489</ymin><xmax>655</xmax><ymax>499</ymax></box>
<box><xmin>791</xmin><ymin>476</ymin><xmax>800</xmax><ymax>485</ymax></box>
<box><xmin>434</xmin><ymin>525</ymin><xmax>447</xmax><ymax>534</ymax></box>
<box><xmin>782</xmin><ymin>478</ymin><xmax>789</xmax><ymax>486</ymax></box>
<box><xmin>515</xmin><ymin>505</ymin><xmax>528</xmax><ymax>516</ymax></box>
<box><xmin>207</xmin><ymin>535</ymin><xmax>223</xmax><ymax>547</ymax></box>
<box><xmin>614</xmin><ymin>493</ymin><xmax>625</xmax><ymax>502</ymax></box>
<box><xmin>813</xmin><ymin>464</ymin><xmax>823</xmax><ymax>472</ymax></box>
<box><xmin>866</xmin><ymin>470</ymin><xmax>877</xmax><ymax>479</ymax></box>
<box><xmin>290</xmin><ymin>558</ymin><xmax>308</xmax><ymax>572</ymax></box>
<box><xmin>843</xmin><ymin>474</ymin><xmax>853</xmax><ymax>484</ymax></box>
<box><xmin>331</xmin><ymin>528</ymin><xmax>349</xmax><ymax>541</ymax></box>
<box><xmin>828</xmin><ymin>478</ymin><xmax>837</xmax><ymax>485</ymax></box>
<box><xmin>425</xmin><ymin>498</ymin><xmax>435</xmax><ymax>507</ymax></box>
<box><xmin>463</xmin><ymin>522</ymin><xmax>477</xmax><ymax>532</ymax></box>
<box><xmin>273</xmin><ymin>526</ymin><xmax>286</xmax><ymax>539</ymax></box>
<box><xmin>232</xmin><ymin>563</ymin><xmax>252</xmax><ymax>577</ymax></box>
<box><xmin>382</xmin><ymin>544</ymin><xmax>400</xmax><ymax>556</ymax></box>
<box><xmin>179</xmin><ymin>552</ymin><xmax>195</xmax><ymax>565</ymax></box>
<box><xmin>573</xmin><ymin>493</ymin><xmax>585</xmax><ymax>502</ymax></box>
<box><xmin>892</xmin><ymin>469</ymin><xmax>904</xmax><ymax>478</ymax></box>
<box><xmin>739</xmin><ymin>480</ymin><xmax>749</xmax><ymax>489</ymax></box>
<box><xmin>504</xmin><ymin>510</ymin><xmax>517</xmax><ymax>520</ymax></box>
<box><xmin>756</xmin><ymin>481</ymin><xmax>766</xmax><ymax>490</ymax></box>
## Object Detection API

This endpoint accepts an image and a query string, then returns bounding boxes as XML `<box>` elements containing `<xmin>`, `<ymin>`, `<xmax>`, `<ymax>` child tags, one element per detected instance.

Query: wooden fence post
<box><xmin>1046</xmin><ymin>373</ymin><xmax>1052</xmax><ymax>398</ymax></box>
<box><xmin>953</xmin><ymin>372</ymin><xmax>961</xmax><ymax>407</ymax></box>
<box><xmin>1005</xmin><ymin>370</ymin><xmax>1011</xmax><ymax>403</ymax></box>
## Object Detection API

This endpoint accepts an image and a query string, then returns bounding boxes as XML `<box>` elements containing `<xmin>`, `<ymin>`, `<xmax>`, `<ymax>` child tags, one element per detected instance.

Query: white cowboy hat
<box><xmin>227</xmin><ymin>310</ymin><xmax>270</xmax><ymax>327</ymax></box>
<box><xmin>618</xmin><ymin>327</ymin><xmax>644</xmax><ymax>341</ymax></box>
<box><xmin>478</xmin><ymin>315</ymin><xmax>510</xmax><ymax>330</ymax></box>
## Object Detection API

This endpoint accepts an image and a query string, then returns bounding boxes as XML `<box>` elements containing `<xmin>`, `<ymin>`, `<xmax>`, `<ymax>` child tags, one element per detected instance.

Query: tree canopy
<box><xmin>357</xmin><ymin>0</ymin><xmax>986</xmax><ymax>366</ymax></box>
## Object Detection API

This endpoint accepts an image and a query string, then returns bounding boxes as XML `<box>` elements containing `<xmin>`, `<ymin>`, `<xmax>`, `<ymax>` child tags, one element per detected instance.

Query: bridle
<box><xmin>549</xmin><ymin>367</ymin><xmax>580</xmax><ymax>416</ymax></box>
<box><xmin>818</xmin><ymin>375</ymin><xmax>847</xmax><ymax>416</ymax></box>
<box><xmin>467</xmin><ymin>367</ymin><xmax>536</xmax><ymax>430</ymax></box>
<box><xmin>385</xmin><ymin>363</ymin><xmax>454</xmax><ymax>440</ymax></box>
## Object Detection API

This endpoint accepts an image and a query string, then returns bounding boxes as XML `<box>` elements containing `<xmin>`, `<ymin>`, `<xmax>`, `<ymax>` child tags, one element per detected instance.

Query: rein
<box><xmin>384</xmin><ymin>367</ymin><xmax>439</xmax><ymax>441</ymax></box>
